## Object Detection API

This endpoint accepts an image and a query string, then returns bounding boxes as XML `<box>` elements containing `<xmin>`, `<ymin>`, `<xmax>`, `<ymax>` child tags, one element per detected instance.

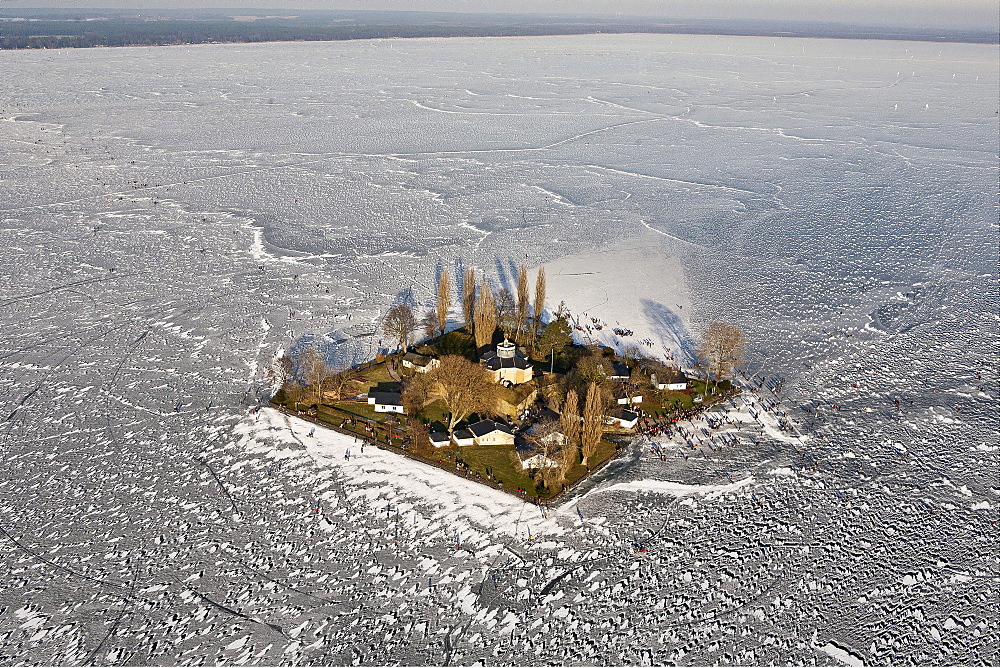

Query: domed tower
<box><xmin>496</xmin><ymin>339</ymin><xmax>516</xmax><ymax>360</ymax></box>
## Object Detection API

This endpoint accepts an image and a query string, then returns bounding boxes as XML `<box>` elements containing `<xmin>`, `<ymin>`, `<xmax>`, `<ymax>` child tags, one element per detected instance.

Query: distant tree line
<box><xmin>2</xmin><ymin>14</ymin><xmax>991</xmax><ymax>50</ymax></box>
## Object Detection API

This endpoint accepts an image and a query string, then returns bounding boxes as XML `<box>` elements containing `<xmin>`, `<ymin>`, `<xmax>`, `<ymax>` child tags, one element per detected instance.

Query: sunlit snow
<box><xmin>0</xmin><ymin>34</ymin><xmax>997</xmax><ymax>665</ymax></box>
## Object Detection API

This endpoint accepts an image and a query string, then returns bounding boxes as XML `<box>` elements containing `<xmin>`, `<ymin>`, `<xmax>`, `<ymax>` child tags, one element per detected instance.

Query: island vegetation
<box><xmin>270</xmin><ymin>265</ymin><xmax>745</xmax><ymax>501</ymax></box>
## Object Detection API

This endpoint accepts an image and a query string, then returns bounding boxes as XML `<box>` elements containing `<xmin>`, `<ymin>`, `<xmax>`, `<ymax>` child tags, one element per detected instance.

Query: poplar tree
<box><xmin>560</xmin><ymin>389</ymin><xmax>581</xmax><ymax>454</ymax></box>
<box><xmin>533</xmin><ymin>266</ymin><xmax>546</xmax><ymax>342</ymax></box>
<box><xmin>495</xmin><ymin>288</ymin><xmax>516</xmax><ymax>340</ymax></box>
<box><xmin>462</xmin><ymin>267</ymin><xmax>476</xmax><ymax>332</ymax></box>
<box><xmin>515</xmin><ymin>264</ymin><xmax>530</xmax><ymax>345</ymax></box>
<box><xmin>473</xmin><ymin>281</ymin><xmax>496</xmax><ymax>349</ymax></box>
<box><xmin>436</xmin><ymin>268</ymin><xmax>451</xmax><ymax>336</ymax></box>
<box><xmin>581</xmin><ymin>382</ymin><xmax>605</xmax><ymax>467</ymax></box>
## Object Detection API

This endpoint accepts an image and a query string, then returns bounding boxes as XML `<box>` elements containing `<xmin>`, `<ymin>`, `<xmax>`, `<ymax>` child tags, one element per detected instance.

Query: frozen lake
<box><xmin>1</xmin><ymin>34</ymin><xmax>997</xmax><ymax>664</ymax></box>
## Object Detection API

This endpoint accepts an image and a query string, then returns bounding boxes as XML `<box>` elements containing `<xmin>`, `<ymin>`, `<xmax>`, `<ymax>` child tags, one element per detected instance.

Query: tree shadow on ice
<box><xmin>641</xmin><ymin>299</ymin><xmax>697</xmax><ymax>366</ymax></box>
<box><xmin>494</xmin><ymin>257</ymin><xmax>512</xmax><ymax>293</ymax></box>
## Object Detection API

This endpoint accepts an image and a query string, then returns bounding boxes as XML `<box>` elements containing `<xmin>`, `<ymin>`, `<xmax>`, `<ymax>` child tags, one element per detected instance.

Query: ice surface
<box><xmin>0</xmin><ymin>34</ymin><xmax>997</xmax><ymax>665</ymax></box>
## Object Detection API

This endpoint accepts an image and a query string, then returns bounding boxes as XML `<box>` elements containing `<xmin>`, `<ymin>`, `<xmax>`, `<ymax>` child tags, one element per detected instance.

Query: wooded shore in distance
<box><xmin>1</xmin><ymin>9</ymin><xmax>995</xmax><ymax>50</ymax></box>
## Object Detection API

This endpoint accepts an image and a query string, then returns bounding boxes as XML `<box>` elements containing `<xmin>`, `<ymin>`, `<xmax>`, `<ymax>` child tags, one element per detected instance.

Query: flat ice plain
<box><xmin>1</xmin><ymin>34</ymin><xmax>997</xmax><ymax>665</ymax></box>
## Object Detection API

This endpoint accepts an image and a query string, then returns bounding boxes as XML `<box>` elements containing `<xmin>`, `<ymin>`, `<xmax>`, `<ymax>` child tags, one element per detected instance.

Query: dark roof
<box><xmin>402</xmin><ymin>352</ymin><xmax>432</xmax><ymax>365</ymax></box>
<box><xmin>613</xmin><ymin>385</ymin><xmax>641</xmax><ymax>399</ymax></box>
<box><xmin>468</xmin><ymin>419</ymin><xmax>513</xmax><ymax>437</ymax></box>
<box><xmin>515</xmin><ymin>440</ymin><xmax>545</xmax><ymax>457</ymax></box>
<box><xmin>610</xmin><ymin>408</ymin><xmax>639</xmax><ymax>422</ymax></box>
<box><xmin>453</xmin><ymin>428</ymin><xmax>475</xmax><ymax>441</ymax></box>
<box><xmin>370</xmin><ymin>391</ymin><xmax>403</xmax><ymax>406</ymax></box>
<box><xmin>669</xmin><ymin>370</ymin><xmax>689</xmax><ymax>382</ymax></box>
<box><xmin>536</xmin><ymin>407</ymin><xmax>560</xmax><ymax>422</ymax></box>
<box><xmin>481</xmin><ymin>353</ymin><xmax>532</xmax><ymax>371</ymax></box>
<box><xmin>610</xmin><ymin>361</ymin><xmax>630</xmax><ymax>378</ymax></box>
<box><xmin>429</xmin><ymin>431</ymin><xmax>450</xmax><ymax>443</ymax></box>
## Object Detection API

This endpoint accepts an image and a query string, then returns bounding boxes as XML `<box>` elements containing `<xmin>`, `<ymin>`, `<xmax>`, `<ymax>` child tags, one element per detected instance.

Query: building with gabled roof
<box><xmin>609</xmin><ymin>361</ymin><xmax>631</xmax><ymax>381</ymax></box>
<box><xmin>515</xmin><ymin>438</ymin><xmax>560</xmax><ymax>470</ymax></box>
<box><xmin>614</xmin><ymin>385</ymin><xmax>643</xmax><ymax>405</ymax></box>
<box><xmin>605</xmin><ymin>407</ymin><xmax>639</xmax><ymax>430</ymax></box>
<box><xmin>429</xmin><ymin>432</ymin><xmax>451</xmax><ymax>448</ymax></box>
<box><xmin>368</xmin><ymin>391</ymin><xmax>405</xmax><ymax>414</ymax></box>
<box><xmin>451</xmin><ymin>419</ymin><xmax>515</xmax><ymax>447</ymax></box>
<box><xmin>401</xmin><ymin>352</ymin><xmax>439</xmax><ymax>373</ymax></box>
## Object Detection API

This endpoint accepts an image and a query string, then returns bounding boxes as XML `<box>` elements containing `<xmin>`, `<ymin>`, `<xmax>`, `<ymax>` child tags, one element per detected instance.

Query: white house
<box><xmin>614</xmin><ymin>386</ymin><xmax>643</xmax><ymax>405</ymax></box>
<box><xmin>605</xmin><ymin>408</ymin><xmax>639</xmax><ymax>430</ymax></box>
<box><xmin>451</xmin><ymin>429</ymin><xmax>477</xmax><ymax>447</ymax></box>
<box><xmin>401</xmin><ymin>352</ymin><xmax>439</xmax><ymax>373</ymax></box>
<box><xmin>664</xmin><ymin>370</ymin><xmax>689</xmax><ymax>391</ymax></box>
<box><xmin>451</xmin><ymin>419</ymin><xmax>515</xmax><ymax>447</ymax></box>
<box><xmin>368</xmin><ymin>391</ymin><xmax>405</xmax><ymax>414</ymax></box>
<box><xmin>650</xmin><ymin>368</ymin><xmax>688</xmax><ymax>391</ymax></box>
<box><xmin>429</xmin><ymin>432</ymin><xmax>451</xmax><ymax>448</ymax></box>
<box><xmin>526</xmin><ymin>419</ymin><xmax>566</xmax><ymax>447</ymax></box>
<box><xmin>515</xmin><ymin>442</ymin><xmax>560</xmax><ymax>470</ymax></box>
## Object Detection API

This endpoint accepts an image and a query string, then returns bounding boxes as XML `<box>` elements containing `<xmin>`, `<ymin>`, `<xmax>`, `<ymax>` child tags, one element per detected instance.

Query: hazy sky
<box><xmin>4</xmin><ymin>0</ymin><xmax>998</xmax><ymax>31</ymax></box>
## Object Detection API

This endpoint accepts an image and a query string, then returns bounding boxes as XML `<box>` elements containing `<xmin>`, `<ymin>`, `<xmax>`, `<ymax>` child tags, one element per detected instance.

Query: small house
<box><xmin>609</xmin><ymin>361</ymin><xmax>631</xmax><ymax>381</ymax></box>
<box><xmin>515</xmin><ymin>439</ymin><xmax>560</xmax><ymax>470</ymax></box>
<box><xmin>451</xmin><ymin>419</ymin><xmax>515</xmax><ymax>447</ymax></box>
<box><xmin>605</xmin><ymin>408</ymin><xmax>639</xmax><ymax>430</ymax></box>
<box><xmin>368</xmin><ymin>391</ymin><xmax>405</xmax><ymax>414</ymax></box>
<box><xmin>614</xmin><ymin>386</ymin><xmax>643</xmax><ymax>405</ymax></box>
<box><xmin>401</xmin><ymin>352</ymin><xmax>439</xmax><ymax>373</ymax></box>
<box><xmin>429</xmin><ymin>432</ymin><xmax>451</xmax><ymax>448</ymax></box>
<box><xmin>451</xmin><ymin>428</ymin><xmax>477</xmax><ymax>447</ymax></box>
<box><xmin>664</xmin><ymin>370</ymin><xmax>688</xmax><ymax>391</ymax></box>
<box><xmin>648</xmin><ymin>365</ymin><xmax>689</xmax><ymax>391</ymax></box>
<box><xmin>467</xmin><ymin>419</ymin><xmax>515</xmax><ymax>446</ymax></box>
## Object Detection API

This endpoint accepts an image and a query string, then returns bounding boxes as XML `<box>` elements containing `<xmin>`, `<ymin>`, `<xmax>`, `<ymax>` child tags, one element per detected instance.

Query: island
<box><xmin>270</xmin><ymin>265</ymin><xmax>745</xmax><ymax>501</ymax></box>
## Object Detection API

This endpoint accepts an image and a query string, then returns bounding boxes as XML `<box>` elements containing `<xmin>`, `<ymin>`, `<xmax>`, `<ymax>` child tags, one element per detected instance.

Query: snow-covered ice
<box><xmin>0</xmin><ymin>34</ymin><xmax>997</xmax><ymax>665</ymax></box>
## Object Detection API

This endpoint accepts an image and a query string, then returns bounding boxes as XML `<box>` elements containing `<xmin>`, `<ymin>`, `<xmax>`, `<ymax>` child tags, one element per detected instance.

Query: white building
<box><xmin>368</xmin><ymin>391</ymin><xmax>405</xmax><ymax>414</ymax></box>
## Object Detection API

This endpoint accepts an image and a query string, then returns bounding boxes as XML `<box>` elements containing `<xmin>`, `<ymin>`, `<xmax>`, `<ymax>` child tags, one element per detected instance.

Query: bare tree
<box><xmin>462</xmin><ymin>267</ymin><xmax>476</xmax><ymax>332</ymax></box>
<box><xmin>473</xmin><ymin>281</ymin><xmax>496</xmax><ymax>349</ymax></box>
<box><xmin>527</xmin><ymin>421</ymin><xmax>569</xmax><ymax>494</ymax></box>
<box><xmin>581</xmin><ymin>382</ymin><xmax>605</xmax><ymax>467</ymax></box>
<box><xmin>425</xmin><ymin>355</ymin><xmax>499</xmax><ymax>433</ymax></box>
<box><xmin>622</xmin><ymin>344</ymin><xmax>646</xmax><ymax>364</ymax></box>
<box><xmin>401</xmin><ymin>372</ymin><xmax>432</xmax><ymax>417</ymax></box>
<box><xmin>410</xmin><ymin>421</ymin><xmax>433</xmax><ymax>457</ymax></box>
<box><xmin>495</xmin><ymin>288</ymin><xmax>516</xmax><ymax>339</ymax></box>
<box><xmin>560</xmin><ymin>388</ymin><xmax>581</xmax><ymax>455</ymax></box>
<box><xmin>267</xmin><ymin>353</ymin><xmax>295</xmax><ymax>391</ymax></box>
<box><xmin>533</xmin><ymin>266</ymin><xmax>546</xmax><ymax>343</ymax></box>
<box><xmin>298</xmin><ymin>346</ymin><xmax>328</xmax><ymax>405</ymax></box>
<box><xmin>383</xmin><ymin>304</ymin><xmax>416</xmax><ymax>353</ymax></box>
<box><xmin>384</xmin><ymin>415</ymin><xmax>399</xmax><ymax>444</ymax></box>
<box><xmin>698</xmin><ymin>321</ymin><xmax>747</xmax><ymax>392</ymax></box>
<box><xmin>515</xmin><ymin>264</ymin><xmax>530</xmax><ymax>345</ymax></box>
<box><xmin>555</xmin><ymin>434</ymin><xmax>576</xmax><ymax>485</ymax></box>
<box><xmin>421</xmin><ymin>308</ymin><xmax>440</xmax><ymax>341</ymax></box>
<box><xmin>323</xmin><ymin>367</ymin><xmax>354</xmax><ymax>402</ymax></box>
<box><xmin>436</xmin><ymin>268</ymin><xmax>451</xmax><ymax>336</ymax></box>
<box><xmin>574</xmin><ymin>356</ymin><xmax>612</xmax><ymax>389</ymax></box>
